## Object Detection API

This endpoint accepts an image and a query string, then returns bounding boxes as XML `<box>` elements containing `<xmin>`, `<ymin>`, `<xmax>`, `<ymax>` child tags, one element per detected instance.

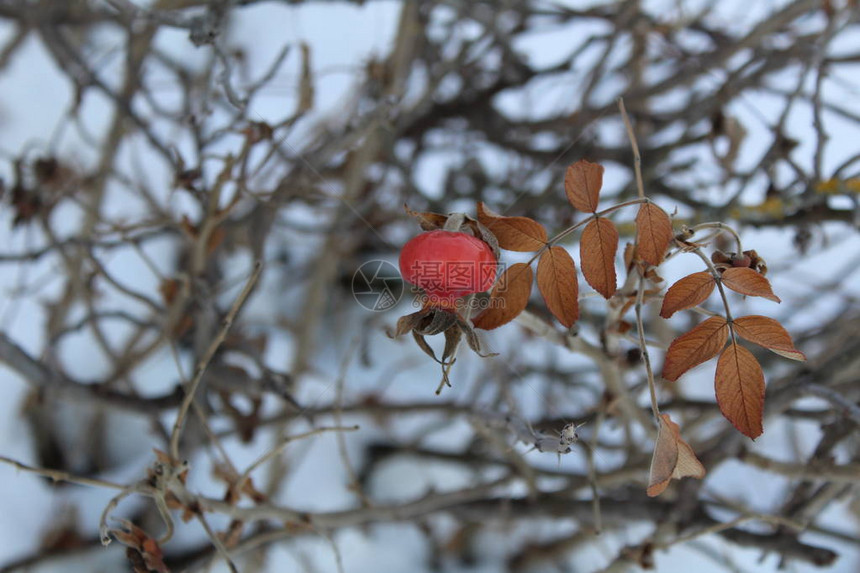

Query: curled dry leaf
<box><xmin>662</xmin><ymin>316</ymin><xmax>729</xmax><ymax>381</ymax></box>
<box><xmin>442</xmin><ymin>326</ymin><xmax>463</xmax><ymax>363</ymax></box>
<box><xmin>635</xmin><ymin>203</ymin><xmax>673</xmax><ymax>267</ymax></box>
<box><xmin>109</xmin><ymin>519</ymin><xmax>170</xmax><ymax>573</ymax></box>
<box><xmin>472</xmin><ymin>263</ymin><xmax>533</xmax><ymax>330</ymax></box>
<box><xmin>413</xmin><ymin>330</ymin><xmax>439</xmax><ymax>363</ymax></box>
<box><xmin>732</xmin><ymin>315</ymin><xmax>806</xmax><ymax>361</ymax></box>
<box><xmin>660</xmin><ymin>271</ymin><xmax>715</xmax><ymax>319</ymax></box>
<box><xmin>455</xmin><ymin>315</ymin><xmax>497</xmax><ymax>357</ymax></box>
<box><xmin>580</xmin><ymin>217</ymin><xmax>618</xmax><ymax>299</ymax></box>
<box><xmin>463</xmin><ymin>216</ymin><xmax>502</xmax><ymax>260</ymax></box>
<box><xmin>404</xmin><ymin>204</ymin><xmax>448</xmax><ymax>231</ymax></box>
<box><xmin>647</xmin><ymin>413</ymin><xmax>706</xmax><ymax>497</ymax></box>
<box><xmin>536</xmin><ymin>246</ymin><xmax>579</xmax><ymax>328</ymax></box>
<box><xmin>564</xmin><ymin>159</ymin><xmax>604</xmax><ymax>213</ymax></box>
<box><xmin>720</xmin><ymin>267</ymin><xmax>781</xmax><ymax>303</ymax></box>
<box><xmin>414</xmin><ymin>308</ymin><xmax>459</xmax><ymax>336</ymax></box>
<box><xmin>715</xmin><ymin>342</ymin><xmax>765</xmax><ymax>439</ymax></box>
<box><xmin>623</xmin><ymin>242</ymin><xmax>636</xmax><ymax>271</ymax></box>
<box><xmin>391</xmin><ymin>308</ymin><xmax>431</xmax><ymax>338</ymax></box>
<box><xmin>476</xmin><ymin>202</ymin><xmax>547</xmax><ymax>252</ymax></box>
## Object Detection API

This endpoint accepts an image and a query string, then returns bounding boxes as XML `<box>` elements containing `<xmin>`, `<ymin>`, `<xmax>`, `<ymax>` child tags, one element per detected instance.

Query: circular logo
<box><xmin>352</xmin><ymin>260</ymin><xmax>403</xmax><ymax>311</ymax></box>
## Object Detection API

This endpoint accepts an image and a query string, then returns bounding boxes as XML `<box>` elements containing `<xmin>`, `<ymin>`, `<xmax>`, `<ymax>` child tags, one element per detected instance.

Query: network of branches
<box><xmin>0</xmin><ymin>1</ymin><xmax>859</xmax><ymax>572</ymax></box>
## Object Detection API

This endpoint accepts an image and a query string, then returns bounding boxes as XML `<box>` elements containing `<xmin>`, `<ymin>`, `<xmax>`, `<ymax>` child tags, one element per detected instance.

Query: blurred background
<box><xmin>1</xmin><ymin>0</ymin><xmax>859</xmax><ymax>571</ymax></box>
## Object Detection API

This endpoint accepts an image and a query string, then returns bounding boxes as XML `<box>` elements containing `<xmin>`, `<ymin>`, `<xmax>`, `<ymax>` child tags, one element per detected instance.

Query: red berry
<box><xmin>399</xmin><ymin>230</ymin><xmax>497</xmax><ymax>307</ymax></box>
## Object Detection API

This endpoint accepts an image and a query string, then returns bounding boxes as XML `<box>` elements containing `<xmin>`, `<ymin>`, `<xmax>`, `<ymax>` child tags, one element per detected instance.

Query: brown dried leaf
<box><xmin>390</xmin><ymin>309</ymin><xmax>430</xmax><ymax>338</ymax></box>
<box><xmin>476</xmin><ymin>202</ymin><xmax>547</xmax><ymax>252</ymax></box>
<box><xmin>220</xmin><ymin>520</ymin><xmax>245</xmax><ymax>549</ymax></box>
<box><xmin>536</xmin><ymin>246</ymin><xmax>579</xmax><ymax>328</ymax></box>
<box><xmin>179</xmin><ymin>214</ymin><xmax>198</xmax><ymax>238</ymax></box>
<box><xmin>159</xmin><ymin>278</ymin><xmax>181</xmax><ymax>305</ymax></box>
<box><xmin>414</xmin><ymin>308</ymin><xmax>458</xmax><ymax>336</ymax></box>
<box><xmin>662</xmin><ymin>316</ymin><xmax>729</xmax><ymax>381</ymax></box>
<box><xmin>464</xmin><ymin>217</ymin><xmax>502</xmax><ymax>259</ymax></box>
<box><xmin>647</xmin><ymin>413</ymin><xmax>706</xmax><ymax>497</ymax></box>
<box><xmin>715</xmin><ymin>343</ymin><xmax>765</xmax><ymax>439</ymax></box>
<box><xmin>720</xmin><ymin>267</ymin><xmax>781</xmax><ymax>303</ymax></box>
<box><xmin>659</xmin><ymin>271</ymin><xmax>715</xmax><ymax>319</ymax></box>
<box><xmin>580</xmin><ymin>217</ymin><xmax>618</xmax><ymax>299</ymax></box>
<box><xmin>732</xmin><ymin>315</ymin><xmax>806</xmax><ymax>361</ymax></box>
<box><xmin>564</xmin><ymin>159</ymin><xmax>604</xmax><ymax>213</ymax></box>
<box><xmin>455</xmin><ymin>316</ymin><xmax>497</xmax><ymax>357</ymax></box>
<box><xmin>110</xmin><ymin>520</ymin><xmax>170</xmax><ymax>573</ymax></box>
<box><xmin>472</xmin><ymin>263</ymin><xmax>533</xmax><ymax>330</ymax></box>
<box><xmin>635</xmin><ymin>203</ymin><xmax>673</xmax><ymax>266</ymax></box>
<box><xmin>442</xmin><ymin>326</ymin><xmax>462</xmax><ymax>362</ymax></box>
<box><xmin>623</xmin><ymin>242</ymin><xmax>636</xmax><ymax>270</ymax></box>
<box><xmin>412</xmin><ymin>331</ymin><xmax>438</xmax><ymax>362</ymax></box>
<box><xmin>206</xmin><ymin>226</ymin><xmax>226</xmax><ymax>256</ymax></box>
<box><xmin>404</xmin><ymin>204</ymin><xmax>448</xmax><ymax>231</ymax></box>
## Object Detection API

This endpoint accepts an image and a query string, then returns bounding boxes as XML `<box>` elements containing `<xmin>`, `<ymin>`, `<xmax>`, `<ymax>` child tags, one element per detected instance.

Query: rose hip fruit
<box><xmin>399</xmin><ymin>230</ymin><xmax>497</xmax><ymax>306</ymax></box>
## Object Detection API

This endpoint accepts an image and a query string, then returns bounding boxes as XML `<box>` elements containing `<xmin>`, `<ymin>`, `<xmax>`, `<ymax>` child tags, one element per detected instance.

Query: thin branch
<box><xmin>169</xmin><ymin>260</ymin><xmax>263</xmax><ymax>460</ymax></box>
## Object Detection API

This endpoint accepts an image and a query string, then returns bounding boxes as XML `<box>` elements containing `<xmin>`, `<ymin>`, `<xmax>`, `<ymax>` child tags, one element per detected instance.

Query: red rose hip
<box><xmin>399</xmin><ymin>230</ymin><xmax>497</xmax><ymax>306</ymax></box>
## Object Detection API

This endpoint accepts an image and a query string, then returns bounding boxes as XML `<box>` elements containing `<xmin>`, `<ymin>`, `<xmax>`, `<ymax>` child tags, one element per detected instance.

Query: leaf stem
<box><xmin>687</xmin><ymin>246</ymin><xmax>736</xmax><ymax>342</ymax></box>
<box><xmin>688</xmin><ymin>222</ymin><xmax>744</xmax><ymax>254</ymax></box>
<box><xmin>545</xmin><ymin>198</ymin><xmax>649</xmax><ymax>251</ymax></box>
<box><xmin>618</xmin><ymin>97</ymin><xmax>645</xmax><ymax>200</ymax></box>
<box><xmin>169</xmin><ymin>260</ymin><xmax>263</xmax><ymax>460</ymax></box>
<box><xmin>635</xmin><ymin>276</ymin><xmax>660</xmax><ymax>420</ymax></box>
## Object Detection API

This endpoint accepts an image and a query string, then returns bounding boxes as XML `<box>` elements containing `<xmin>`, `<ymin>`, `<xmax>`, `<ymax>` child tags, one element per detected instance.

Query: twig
<box><xmin>169</xmin><ymin>260</ymin><xmax>263</xmax><ymax>460</ymax></box>
<box><xmin>0</xmin><ymin>455</ymin><xmax>126</xmax><ymax>490</ymax></box>
<box><xmin>635</xmin><ymin>277</ymin><xmax>660</xmax><ymax>420</ymax></box>
<box><xmin>235</xmin><ymin>426</ymin><xmax>359</xmax><ymax>495</ymax></box>
<box><xmin>618</xmin><ymin>97</ymin><xmax>645</xmax><ymax>199</ymax></box>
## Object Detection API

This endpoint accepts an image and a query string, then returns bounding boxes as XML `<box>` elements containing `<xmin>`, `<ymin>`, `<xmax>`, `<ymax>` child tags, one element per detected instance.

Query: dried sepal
<box><xmin>390</xmin><ymin>303</ymin><xmax>495</xmax><ymax>391</ymax></box>
<box><xmin>456</xmin><ymin>316</ymin><xmax>497</xmax><ymax>357</ymax></box>
<box><xmin>442</xmin><ymin>326</ymin><xmax>462</xmax><ymax>362</ymax></box>
<box><xmin>465</xmin><ymin>217</ymin><xmax>502</xmax><ymax>260</ymax></box>
<box><xmin>711</xmin><ymin>249</ymin><xmax>768</xmax><ymax>276</ymax></box>
<box><xmin>412</xmin><ymin>331</ymin><xmax>439</xmax><ymax>362</ymax></box>
<box><xmin>414</xmin><ymin>308</ymin><xmax>459</xmax><ymax>336</ymax></box>
<box><xmin>390</xmin><ymin>309</ymin><xmax>431</xmax><ymax>338</ymax></box>
<box><xmin>404</xmin><ymin>204</ymin><xmax>448</xmax><ymax>231</ymax></box>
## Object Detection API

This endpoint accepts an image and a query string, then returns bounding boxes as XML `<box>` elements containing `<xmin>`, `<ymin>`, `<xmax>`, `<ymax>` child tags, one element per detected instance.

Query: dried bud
<box><xmin>730</xmin><ymin>253</ymin><xmax>752</xmax><ymax>268</ymax></box>
<box><xmin>711</xmin><ymin>250</ymin><xmax>732</xmax><ymax>265</ymax></box>
<box><xmin>675</xmin><ymin>225</ymin><xmax>695</xmax><ymax>241</ymax></box>
<box><xmin>743</xmin><ymin>249</ymin><xmax>768</xmax><ymax>275</ymax></box>
<box><xmin>33</xmin><ymin>157</ymin><xmax>59</xmax><ymax>184</ymax></box>
<box><xmin>623</xmin><ymin>242</ymin><xmax>636</xmax><ymax>270</ymax></box>
<box><xmin>243</xmin><ymin>121</ymin><xmax>273</xmax><ymax>144</ymax></box>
